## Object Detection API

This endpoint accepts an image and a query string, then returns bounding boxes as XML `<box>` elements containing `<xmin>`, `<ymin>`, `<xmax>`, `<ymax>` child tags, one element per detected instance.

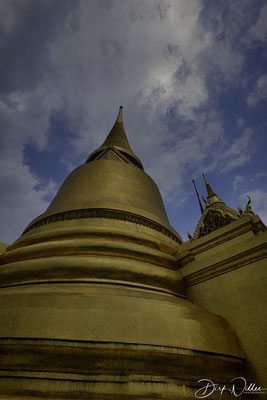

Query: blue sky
<box><xmin>0</xmin><ymin>0</ymin><xmax>266</xmax><ymax>244</ymax></box>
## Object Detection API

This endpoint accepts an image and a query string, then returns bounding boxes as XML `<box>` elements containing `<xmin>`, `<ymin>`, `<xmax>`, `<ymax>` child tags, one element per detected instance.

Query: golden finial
<box><xmin>116</xmin><ymin>106</ymin><xmax>123</xmax><ymax>123</ymax></box>
<box><xmin>202</xmin><ymin>173</ymin><xmax>216</xmax><ymax>198</ymax></box>
<box><xmin>201</xmin><ymin>173</ymin><xmax>224</xmax><ymax>206</ymax></box>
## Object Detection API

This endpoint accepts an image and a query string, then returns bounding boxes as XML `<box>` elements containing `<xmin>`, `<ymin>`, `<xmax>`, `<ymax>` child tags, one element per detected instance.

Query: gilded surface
<box><xmin>179</xmin><ymin>215</ymin><xmax>267</xmax><ymax>389</ymax></box>
<box><xmin>0</xmin><ymin>109</ymin><xmax>245</xmax><ymax>399</ymax></box>
<box><xmin>193</xmin><ymin>175</ymin><xmax>240</xmax><ymax>239</ymax></box>
<box><xmin>86</xmin><ymin>106</ymin><xmax>143</xmax><ymax>170</ymax></box>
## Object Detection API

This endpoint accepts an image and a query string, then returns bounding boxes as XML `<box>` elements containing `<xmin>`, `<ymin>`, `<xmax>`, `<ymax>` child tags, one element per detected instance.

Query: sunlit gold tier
<box><xmin>24</xmin><ymin>159</ymin><xmax>180</xmax><ymax>240</ymax></box>
<box><xmin>0</xmin><ymin>111</ymin><xmax>244</xmax><ymax>399</ymax></box>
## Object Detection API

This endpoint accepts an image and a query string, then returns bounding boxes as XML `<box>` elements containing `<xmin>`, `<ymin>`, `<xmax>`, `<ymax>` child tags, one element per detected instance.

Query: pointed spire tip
<box><xmin>201</xmin><ymin>173</ymin><xmax>223</xmax><ymax>205</ymax></box>
<box><xmin>202</xmin><ymin>173</ymin><xmax>213</xmax><ymax>197</ymax></box>
<box><xmin>116</xmin><ymin>106</ymin><xmax>123</xmax><ymax>123</ymax></box>
<box><xmin>202</xmin><ymin>173</ymin><xmax>208</xmax><ymax>185</ymax></box>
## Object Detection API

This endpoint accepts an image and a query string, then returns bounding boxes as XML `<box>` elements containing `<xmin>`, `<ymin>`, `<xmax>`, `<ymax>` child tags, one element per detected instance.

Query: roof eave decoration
<box><xmin>190</xmin><ymin>174</ymin><xmax>241</xmax><ymax>240</ymax></box>
<box><xmin>193</xmin><ymin>205</ymin><xmax>240</xmax><ymax>240</ymax></box>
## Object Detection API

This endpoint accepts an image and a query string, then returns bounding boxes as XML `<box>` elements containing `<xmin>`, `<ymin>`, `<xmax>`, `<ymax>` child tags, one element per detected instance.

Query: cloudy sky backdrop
<box><xmin>1</xmin><ymin>0</ymin><xmax>267</xmax><ymax>243</ymax></box>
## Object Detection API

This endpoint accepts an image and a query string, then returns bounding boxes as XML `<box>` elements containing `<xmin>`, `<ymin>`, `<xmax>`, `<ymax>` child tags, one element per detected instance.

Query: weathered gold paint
<box><xmin>0</xmin><ymin>108</ymin><xmax>250</xmax><ymax>399</ymax></box>
<box><xmin>87</xmin><ymin>106</ymin><xmax>143</xmax><ymax>170</ymax></box>
<box><xmin>179</xmin><ymin>215</ymin><xmax>267</xmax><ymax>388</ymax></box>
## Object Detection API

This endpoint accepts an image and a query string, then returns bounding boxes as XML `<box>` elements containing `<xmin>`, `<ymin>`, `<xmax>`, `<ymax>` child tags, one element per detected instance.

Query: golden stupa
<box><xmin>2</xmin><ymin>107</ymin><xmax>265</xmax><ymax>399</ymax></box>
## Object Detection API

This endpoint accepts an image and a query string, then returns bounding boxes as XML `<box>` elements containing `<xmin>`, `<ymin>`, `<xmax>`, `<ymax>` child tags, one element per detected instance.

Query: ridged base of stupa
<box><xmin>0</xmin><ymin>377</ymin><xmax>243</xmax><ymax>400</ymax></box>
<box><xmin>0</xmin><ymin>215</ymin><xmax>244</xmax><ymax>399</ymax></box>
<box><xmin>0</xmin><ymin>337</ymin><xmax>243</xmax><ymax>399</ymax></box>
<box><xmin>0</xmin><ymin>282</ymin><xmax>244</xmax><ymax>399</ymax></box>
<box><xmin>0</xmin><ymin>114</ymin><xmax>248</xmax><ymax>398</ymax></box>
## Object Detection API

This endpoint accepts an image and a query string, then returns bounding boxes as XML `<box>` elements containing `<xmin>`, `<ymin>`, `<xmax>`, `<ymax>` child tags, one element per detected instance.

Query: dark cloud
<box><xmin>201</xmin><ymin>0</ymin><xmax>266</xmax><ymax>44</ymax></box>
<box><xmin>0</xmin><ymin>0</ymin><xmax>266</xmax><ymax>243</ymax></box>
<box><xmin>0</xmin><ymin>0</ymin><xmax>80</xmax><ymax>94</ymax></box>
<box><xmin>128</xmin><ymin>0</ymin><xmax>170</xmax><ymax>22</ymax></box>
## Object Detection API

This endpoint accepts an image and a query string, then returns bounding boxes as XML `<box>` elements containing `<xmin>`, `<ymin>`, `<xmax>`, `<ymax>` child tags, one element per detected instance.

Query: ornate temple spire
<box><xmin>0</xmin><ymin>106</ymin><xmax>245</xmax><ymax>399</ymax></box>
<box><xmin>202</xmin><ymin>173</ymin><xmax>215</xmax><ymax>197</ymax></box>
<box><xmin>192</xmin><ymin>174</ymin><xmax>240</xmax><ymax>240</ymax></box>
<box><xmin>86</xmin><ymin>106</ymin><xmax>143</xmax><ymax>170</ymax></box>
<box><xmin>117</xmin><ymin>105</ymin><xmax>123</xmax><ymax>122</ymax></box>
<box><xmin>202</xmin><ymin>173</ymin><xmax>223</xmax><ymax>207</ymax></box>
<box><xmin>101</xmin><ymin>106</ymin><xmax>129</xmax><ymax>149</ymax></box>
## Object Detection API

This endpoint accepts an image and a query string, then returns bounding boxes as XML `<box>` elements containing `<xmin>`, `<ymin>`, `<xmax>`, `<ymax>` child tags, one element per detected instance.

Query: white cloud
<box><xmin>220</xmin><ymin>128</ymin><xmax>253</xmax><ymax>172</ymax></box>
<box><xmin>0</xmin><ymin>80</ymin><xmax>63</xmax><ymax>243</ymax></box>
<box><xmin>0</xmin><ymin>148</ymin><xmax>58</xmax><ymax>244</ymax></box>
<box><xmin>0</xmin><ymin>0</ymin><xmax>260</xmax><ymax>241</ymax></box>
<box><xmin>233</xmin><ymin>175</ymin><xmax>245</xmax><ymax>191</ymax></box>
<box><xmin>247</xmin><ymin>74</ymin><xmax>267</xmax><ymax>107</ymax></box>
<box><xmin>255</xmin><ymin>172</ymin><xmax>267</xmax><ymax>179</ymax></box>
<box><xmin>248</xmin><ymin>3</ymin><xmax>267</xmax><ymax>43</ymax></box>
<box><xmin>200</xmin><ymin>127</ymin><xmax>254</xmax><ymax>175</ymax></box>
<box><xmin>237</xmin><ymin>118</ymin><xmax>245</xmax><ymax>128</ymax></box>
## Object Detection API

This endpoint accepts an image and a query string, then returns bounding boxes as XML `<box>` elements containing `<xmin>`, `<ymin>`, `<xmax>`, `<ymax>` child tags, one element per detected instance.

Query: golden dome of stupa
<box><xmin>0</xmin><ymin>108</ymin><xmax>244</xmax><ymax>399</ymax></box>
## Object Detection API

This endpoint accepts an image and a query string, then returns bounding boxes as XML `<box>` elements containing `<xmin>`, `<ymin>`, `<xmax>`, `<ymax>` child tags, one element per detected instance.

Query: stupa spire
<box><xmin>202</xmin><ymin>173</ymin><xmax>216</xmax><ymax>198</ymax></box>
<box><xmin>116</xmin><ymin>105</ymin><xmax>123</xmax><ymax>122</ymax></box>
<box><xmin>0</xmin><ymin>106</ymin><xmax>244</xmax><ymax>399</ymax></box>
<box><xmin>101</xmin><ymin>106</ymin><xmax>128</xmax><ymax>148</ymax></box>
<box><xmin>202</xmin><ymin>173</ymin><xmax>223</xmax><ymax>206</ymax></box>
<box><xmin>86</xmin><ymin>106</ymin><xmax>143</xmax><ymax>170</ymax></box>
